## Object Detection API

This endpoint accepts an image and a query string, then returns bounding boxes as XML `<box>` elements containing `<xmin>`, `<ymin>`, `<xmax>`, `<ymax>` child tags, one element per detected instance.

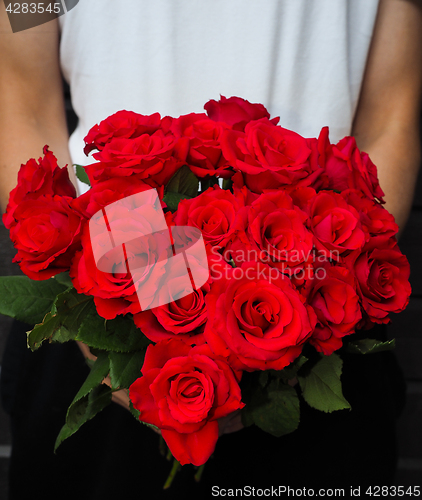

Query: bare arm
<box><xmin>0</xmin><ymin>4</ymin><xmax>75</xmax><ymax>212</ymax></box>
<box><xmin>352</xmin><ymin>0</ymin><xmax>422</xmax><ymax>235</ymax></box>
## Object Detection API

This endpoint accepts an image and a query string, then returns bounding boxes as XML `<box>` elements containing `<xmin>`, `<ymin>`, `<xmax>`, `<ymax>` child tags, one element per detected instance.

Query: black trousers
<box><xmin>1</xmin><ymin>320</ymin><xmax>406</xmax><ymax>499</ymax></box>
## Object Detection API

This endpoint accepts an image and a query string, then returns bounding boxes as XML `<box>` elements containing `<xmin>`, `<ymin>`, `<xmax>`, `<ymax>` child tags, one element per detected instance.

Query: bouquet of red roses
<box><xmin>0</xmin><ymin>96</ymin><xmax>411</xmax><ymax>478</ymax></box>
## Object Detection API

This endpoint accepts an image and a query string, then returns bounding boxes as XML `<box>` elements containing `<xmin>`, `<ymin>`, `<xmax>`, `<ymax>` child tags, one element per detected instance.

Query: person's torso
<box><xmin>59</xmin><ymin>0</ymin><xmax>379</xmax><ymax>175</ymax></box>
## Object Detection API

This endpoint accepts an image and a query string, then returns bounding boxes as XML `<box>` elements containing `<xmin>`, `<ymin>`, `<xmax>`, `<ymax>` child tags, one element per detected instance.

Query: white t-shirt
<box><xmin>59</xmin><ymin>0</ymin><xmax>379</xmax><ymax>190</ymax></box>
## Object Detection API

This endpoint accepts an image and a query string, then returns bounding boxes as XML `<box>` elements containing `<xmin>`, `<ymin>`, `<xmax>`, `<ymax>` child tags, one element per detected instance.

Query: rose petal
<box><xmin>162</xmin><ymin>420</ymin><xmax>219</xmax><ymax>466</ymax></box>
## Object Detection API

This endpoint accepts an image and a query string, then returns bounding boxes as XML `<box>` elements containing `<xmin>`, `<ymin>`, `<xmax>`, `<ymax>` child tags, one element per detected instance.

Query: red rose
<box><xmin>307</xmin><ymin>265</ymin><xmax>362</xmax><ymax>355</ymax></box>
<box><xmin>71</xmin><ymin>190</ymin><xmax>174</xmax><ymax>319</ymax></box>
<box><xmin>83</xmin><ymin>110</ymin><xmax>162</xmax><ymax>155</ymax></box>
<box><xmin>231</xmin><ymin>172</ymin><xmax>260</xmax><ymax>205</ymax></box>
<box><xmin>3</xmin><ymin>146</ymin><xmax>76</xmax><ymax>230</ymax></box>
<box><xmin>221</xmin><ymin>119</ymin><xmax>314</xmax><ymax>193</ymax></box>
<box><xmin>353</xmin><ymin>238</ymin><xmax>411</xmax><ymax>325</ymax></box>
<box><xmin>133</xmin><ymin>264</ymin><xmax>210</xmax><ymax>345</ymax></box>
<box><xmin>287</xmin><ymin>186</ymin><xmax>318</xmax><ymax>213</ymax></box>
<box><xmin>129</xmin><ymin>340</ymin><xmax>244</xmax><ymax>466</ymax></box>
<box><xmin>343</xmin><ymin>189</ymin><xmax>398</xmax><ymax>239</ymax></box>
<box><xmin>308</xmin><ymin>191</ymin><xmax>366</xmax><ymax>259</ymax></box>
<box><xmin>10</xmin><ymin>195</ymin><xmax>82</xmax><ymax>280</ymax></box>
<box><xmin>85</xmin><ymin>129</ymin><xmax>188</xmax><ymax>188</ymax></box>
<box><xmin>204</xmin><ymin>95</ymin><xmax>278</xmax><ymax>131</ymax></box>
<box><xmin>174</xmin><ymin>185</ymin><xmax>248</xmax><ymax>250</ymax></box>
<box><xmin>71</xmin><ymin>176</ymin><xmax>161</xmax><ymax>220</ymax></box>
<box><xmin>322</xmin><ymin>134</ymin><xmax>385</xmax><ymax>202</ymax></box>
<box><xmin>204</xmin><ymin>262</ymin><xmax>316</xmax><ymax>371</ymax></box>
<box><xmin>170</xmin><ymin>113</ymin><xmax>232</xmax><ymax>178</ymax></box>
<box><xmin>229</xmin><ymin>191</ymin><xmax>314</xmax><ymax>280</ymax></box>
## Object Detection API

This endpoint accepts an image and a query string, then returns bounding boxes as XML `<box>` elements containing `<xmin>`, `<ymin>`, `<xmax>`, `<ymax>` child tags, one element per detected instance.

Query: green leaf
<box><xmin>165</xmin><ymin>165</ymin><xmax>199</xmax><ymax>198</ymax></box>
<box><xmin>55</xmin><ymin>385</ymin><xmax>112</xmax><ymax>452</ymax></box>
<box><xmin>53</xmin><ymin>271</ymin><xmax>74</xmax><ymax>289</ymax></box>
<box><xmin>76</xmin><ymin>311</ymin><xmax>151</xmax><ymax>353</ymax></box>
<box><xmin>222</xmin><ymin>178</ymin><xmax>233</xmax><ymax>191</ymax></box>
<box><xmin>200</xmin><ymin>176</ymin><xmax>220</xmax><ymax>192</ymax></box>
<box><xmin>0</xmin><ymin>275</ymin><xmax>67</xmax><ymax>325</ymax></box>
<box><xmin>77</xmin><ymin>351</ymin><xmax>111</xmax><ymax>401</ymax></box>
<box><xmin>54</xmin><ymin>352</ymin><xmax>111</xmax><ymax>451</ymax></box>
<box><xmin>346</xmin><ymin>338</ymin><xmax>395</xmax><ymax>355</ymax></box>
<box><xmin>272</xmin><ymin>355</ymin><xmax>308</xmax><ymax>383</ymax></box>
<box><xmin>129</xmin><ymin>398</ymin><xmax>141</xmax><ymax>421</ymax></box>
<box><xmin>298</xmin><ymin>353</ymin><xmax>351</xmax><ymax>413</ymax></box>
<box><xmin>75</xmin><ymin>164</ymin><xmax>91</xmax><ymax>187</ymax></box>
<box><xmin>162</xmin><ymin>192</ymin><xmax>192</xmax><ymax>212</ymax></box>
<box><xmin>27</xmin><ymin>288</ymin><xmax>95</xmax><ymax>351</ymax></box>
<box><xmin>163</xmin><ymin>165</ymin><xmax>199</xmax><ymax>211</ymax></box>
<box><xmin>109</xmin><ymin>350</ymin><xmax>146</xmax><ymax>389</ymax></box>
<box><xmin>242</xmin><ymin>378</ymin><xmax>300</xmax><ymax>437</ymax></box>
<box><xmin>128</xmin><ymin>399</ymin><xmax>160</xmax><ymax>435</ymax></box>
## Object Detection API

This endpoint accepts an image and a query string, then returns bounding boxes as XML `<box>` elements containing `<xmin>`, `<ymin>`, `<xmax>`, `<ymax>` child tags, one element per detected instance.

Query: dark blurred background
<box><xmin>0</xmin><ymin>84</ymin><xmax>421</xmax><ymax>496</ymax></box>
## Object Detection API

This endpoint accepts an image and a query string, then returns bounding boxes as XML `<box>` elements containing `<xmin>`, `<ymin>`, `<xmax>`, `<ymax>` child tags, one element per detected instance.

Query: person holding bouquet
<box><xmin>0</xmin><ymin>1</ymin><xmax>421</xmax><ymax>498</ymax></box>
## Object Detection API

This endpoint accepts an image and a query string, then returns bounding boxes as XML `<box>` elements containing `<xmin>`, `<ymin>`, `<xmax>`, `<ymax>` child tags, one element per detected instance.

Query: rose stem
<box><xmin>159</xmin><ymin>436</ymin><xmax>166</xmax><ymax>457</ymax></box>
<box><xmin>163</xmin><ymin>458</ymin><xmax>181</xmax><ymax>489</ymax></box>
<box><xmin>194</xmin><ymin>464</ymin><xmax>206</xmax><ymax>483</ymax></box>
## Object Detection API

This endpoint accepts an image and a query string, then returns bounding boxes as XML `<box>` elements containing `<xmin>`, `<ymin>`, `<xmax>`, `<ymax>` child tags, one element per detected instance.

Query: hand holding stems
<box><xmin>77</xmin><ymin>340</ymin><xmax>133</xmax><ymax>410</ymax></box>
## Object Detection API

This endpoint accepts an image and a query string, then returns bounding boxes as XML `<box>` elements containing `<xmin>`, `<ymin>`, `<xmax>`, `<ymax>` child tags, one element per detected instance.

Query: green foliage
<box><xmin>74</xmin><ymin>164</ymin><xmax>91</xmax><ymax>186</ymax></box>
<box><xmin>165</xmin><ymin>165</ymin><xmax>199</xmax><ymax>198</ymax></box>
<box><xmin>109</xmin><ymin>350</ymin><xmax>146</xmax><ymax>389</ymax></box>
<box><xmin>298</xmin><ymin>353</ymin><xmax>351</xmax><ymax>413</ymax></box>
<box><xmin>162</xmin><ymin>192</ymin><xmax>192</xmax><ymax>211</ymax></box>
<box><xmin>346</xmin><ymin>338</ymin><xmax>395</xmax><ymax>355</ymax></box>
<box><xmin>53</xmin><ymin>271</ymin><xmax>74</xmax><ymax>289</ymax></box>
<box><xmin>200</xmin><ymin>176</ymin><xmax>220</xmax><ymax>192</ymax></box>
<box><xmin>76</xmin><ymin>311</ymin><xmax>151</xmax><ymax>353</ymax></box>
<box><xmin>27</xmin><ymin>288</ymin><xmax>95</xmax><ymax>350</ymax></box>
<box><xmin>129</xmin><ymin>399</ymin><xmax>160</xmax><ymax>435</ymax></box>
<box><xmin>163</xmin><ymin>165</ymin><xmax>199</xmax><ymax>211</ymax></box>
<box><xmin>272</xmin><ymin>355</ymin><xmax>308</xmax><ymax>383</ymax></box>
<box><xmin>55</xmin><ymin>352</ymin><xmax>112</xmax><ymax>451</ymax></box>
<box><xmin>129</xmin><ymin>399</ymin><xmax>141</xmax><ymax>421</ymax></box>
<box><xmin>222</xmin><ymin>178</ymin><xmax>233</xmax><ymax>191</ymax></box>
<box><xmin>0</xmin><ymin>275</ymin><xmax>68</xmax><ymax>325</ymax></box>
<box><xmin>241</xmin><ymin>373</ymin><xmax>300</xmax><ymax>437</ymax></box>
